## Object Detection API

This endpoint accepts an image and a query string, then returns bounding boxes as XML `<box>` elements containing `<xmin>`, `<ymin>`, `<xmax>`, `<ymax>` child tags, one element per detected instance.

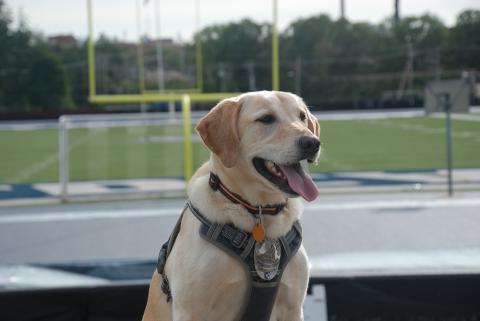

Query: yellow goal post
<box><xmin>85</xmin><ymin>0</ymin><xmax>280</xmax><ymax>181</ymax></box>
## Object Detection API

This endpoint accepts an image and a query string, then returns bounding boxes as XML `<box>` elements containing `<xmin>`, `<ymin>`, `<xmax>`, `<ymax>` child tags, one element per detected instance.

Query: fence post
<box><xmin>440</xmin><ymin>93</ymin><xmax>454</xmax><ymax>196</ymax></box>
<box><xmin>182</xmin><ymin>95</ymin><xmax>194</xmax><ymax>182</ymax></box>
<box><xmin>59</xmin><ymin>116</ymin><xmax>69</xmax><ymax>202</ymax></box>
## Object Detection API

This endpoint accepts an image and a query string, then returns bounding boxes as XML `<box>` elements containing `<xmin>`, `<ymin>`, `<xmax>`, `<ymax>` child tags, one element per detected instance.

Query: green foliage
<box><xmin>95</xmin><ymin>34</ymin><xmax>140</xmax><ymax>94</ymax></box>
<box><xmin>0</xmin><ymin>1</ymin><xmax>71</xmax><ymax>111</ymax></box>
<box><xmin>27</xmin><ymin>48</ymin><xmax>72</xmax><ymax>110</ymax></box>
<box><xmin>390</xmin><ymin>14</ymin><xmax>448</xmax><ymax>49</ymax></box>
<box><xmin>0</xmin><ymin>1</ymin><xmax>479</xmax><ymax>112</ymax></box>
<box><xmin>446</xmin><ymin>10</ymin><xmax>480</xmax><ymax>69</ymax></box>
<box><xmin>201</xmin><ymin>19</ymin><xmax>272</xmax><ymax>92</ymax></box>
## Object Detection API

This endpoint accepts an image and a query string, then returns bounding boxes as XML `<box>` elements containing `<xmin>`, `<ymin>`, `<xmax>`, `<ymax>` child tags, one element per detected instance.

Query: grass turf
<box><xmin>1</xmin><ymin>117</ymin><xmax>479</xmax><ymax>184</ymax></box>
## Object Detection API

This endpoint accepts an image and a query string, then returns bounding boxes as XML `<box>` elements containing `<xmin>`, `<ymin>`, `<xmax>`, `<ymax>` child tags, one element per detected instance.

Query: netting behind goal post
<box><xmin>58</xmin><ymin>108</ymin><xmax>207</xmax><ymax>202</ymax></box>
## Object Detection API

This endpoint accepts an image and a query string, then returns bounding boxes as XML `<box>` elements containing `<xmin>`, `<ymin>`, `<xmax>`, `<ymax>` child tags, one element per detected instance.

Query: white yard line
<box><xmin>6</xmin><ymin>152</ymin><xmax>59</xmax><ymax>184</ymax></box>
<box><xmin>305</xmin><ymin>197</ymin><xmax>480</xmax><ymax>211</ymax></box>
<box><xmin>0</xmin><ymin>122</ymin><xmax>58</xmax><ymax>131</ymax></box>
<box><xmin>6</xmin><ymin>131</ymin><xmax>94</xmax><ymax>183</ymax></box>
<box><xmin>0</xmin><ymin>207</ymin><xmax>181</xmax><ymax>224</ymax></box>
<box><xmin>431</xmin><ymin>113</ymin><xmax>480</xmax><ymax>122</ymax></box>
<box><xmin>1</xmin><ymin>197</ymin><xmax>479</xmax><ymax>224</ymax></box>
<box><xmin>369</xmin><ymin>118</ymin><xmax>480</xmax><ymax>141</ymax></box>
<box><xmin>314</xmin><ymin>109</ymin><xmax>425</xmax><ymax>120</ymax></box>
<box><xmin>309</xmin><ymin>248</ymin><xmax>480</xmax><ymax>277</ymax></box>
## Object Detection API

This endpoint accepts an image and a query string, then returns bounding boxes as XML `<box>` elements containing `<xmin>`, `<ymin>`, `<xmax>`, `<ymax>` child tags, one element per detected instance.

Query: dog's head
<box><xmin>196</xmin><ymin>91</ymin><xmax>320</xmax><ymax>202</ymax></box>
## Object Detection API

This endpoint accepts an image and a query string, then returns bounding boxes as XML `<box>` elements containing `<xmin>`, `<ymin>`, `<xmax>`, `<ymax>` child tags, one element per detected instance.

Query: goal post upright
<box><xmin>86</xmin><ymin>0</ymin><xmax>281</xmax><ymax>101</ymax></box>
<box><xmin>182</xmin><ymin>95</ymin><xmax>193</xmax><ymax>181</ymax></box>
<box><xmin>84</xmin><ymin>0</ymin><xmax>281</xmax><ymax>185</ymax></box>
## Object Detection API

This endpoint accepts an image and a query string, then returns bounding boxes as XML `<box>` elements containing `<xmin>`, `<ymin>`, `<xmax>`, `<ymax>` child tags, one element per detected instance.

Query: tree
<box><xmin>201</xmin><ymin>19</ymin><xmax>271</xmax><ymax>92</ymax></box>
<box><xmin>390</xmin><ymin>14</ymin><xmax>448</xmax><ymax>50</ymax></box>
<box><xmin>27</xmin><ymin>48</ymin><xmax>72</xmax><ymax>110</ymax></box>
<box><xmin>0</xmin><ymin>0</ymin><xmax>11</xmax><ymax>105</ymax></box>
<box><xmin>447</xmin><ymin>9</ymin><xmax>480</xmax><ymax>69</ymax></box>
<box><xmin>0</xmin><ymin>0</ymin><xmax>72</xmax><ymax>111</ymax></box>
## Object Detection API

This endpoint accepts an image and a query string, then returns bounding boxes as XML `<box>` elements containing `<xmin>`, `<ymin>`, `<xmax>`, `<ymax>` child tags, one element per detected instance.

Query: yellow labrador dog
<box><xmin>143</xmin><ymin>91</ymin><xmax>320</xmax><ymax>321</ymax></box>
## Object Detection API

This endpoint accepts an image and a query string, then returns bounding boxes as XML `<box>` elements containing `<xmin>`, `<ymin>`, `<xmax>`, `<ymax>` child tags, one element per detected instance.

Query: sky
<box><xmin>5</xmin><ymin>0</ymin><xmax>480</xmax><ymax>42</ymax></box>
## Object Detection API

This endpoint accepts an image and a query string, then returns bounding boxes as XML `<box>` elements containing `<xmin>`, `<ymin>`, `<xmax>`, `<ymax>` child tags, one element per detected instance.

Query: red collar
<box><xmin>208</xmin><ymin>172</ymin><xmax>286</xmax><ymax>216</ymax></box>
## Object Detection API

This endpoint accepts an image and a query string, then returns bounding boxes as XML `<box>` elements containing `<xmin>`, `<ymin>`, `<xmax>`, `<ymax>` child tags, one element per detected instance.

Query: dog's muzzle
<box><xmin>297</xmin><ymin>136</ymin><xmax>321</xmax><ymax>163</ymax></box>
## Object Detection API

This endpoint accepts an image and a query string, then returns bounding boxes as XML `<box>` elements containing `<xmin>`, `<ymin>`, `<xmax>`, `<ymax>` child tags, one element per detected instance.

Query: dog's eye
<box><xmin>299</xmin><ymin>112</ymin><xmax>306</xmax><ymax>121</ymax></box>
<box><xmin>256</xmin><ymin>114</ymin><xmax>276</xmax><ymax>124</ymax></box>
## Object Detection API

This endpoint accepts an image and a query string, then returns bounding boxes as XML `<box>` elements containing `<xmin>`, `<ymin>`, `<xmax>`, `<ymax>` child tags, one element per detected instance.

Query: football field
<box><xmin>1</xmin><ymin>116</ymin><xmax>479</xmax><ymax>184</ymax></box>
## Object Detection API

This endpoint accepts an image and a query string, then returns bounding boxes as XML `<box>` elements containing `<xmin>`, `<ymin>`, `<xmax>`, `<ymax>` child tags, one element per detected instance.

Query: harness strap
<box><xmin>156</xmin><ymin>201</ymin><xmax>303</xmax><ymax>321</ymax></box>
<box><xmin>187</xmin><ymin>201</ymin><xmax>302</xmax><ymax>321</ymax></box>
<box><xmin>156</xmin><ymin>204</ymin><xmax>187</xmax><ymax>302</ymax></box>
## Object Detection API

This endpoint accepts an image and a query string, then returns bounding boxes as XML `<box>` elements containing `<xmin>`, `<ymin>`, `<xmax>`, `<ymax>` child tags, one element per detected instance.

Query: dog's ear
<box><xmin>306</xmin><ymin>109</ymin><xmax>320</xmax><ymax>138</ymax></box>
<box><xmin>196</xmin><ymin>99</ymin><xmax>242</xmax><ymax>168</ymax></box>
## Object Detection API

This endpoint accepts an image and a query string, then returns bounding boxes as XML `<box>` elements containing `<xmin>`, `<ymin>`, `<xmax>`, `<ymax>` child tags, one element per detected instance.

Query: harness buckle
<box><xmin>221</xmin><ymin>225</ymin><xmax>248</xmax><ymax>249</ymax></box>
<box><xmin>232</xmin><ymin>230</ymin><xmax>248</xmax><ymax>248</ymax></box>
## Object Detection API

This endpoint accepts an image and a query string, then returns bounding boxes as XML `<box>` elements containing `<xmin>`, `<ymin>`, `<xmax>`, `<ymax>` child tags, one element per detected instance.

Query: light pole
<box><xmin>194</xmin><ymin>0</ymin><xmax>203</xmax><ymax>92</ymax></box>
<box><xmin>154</xmin><ymin>0</ymin><xmax>165</xmax><ymax>91</ymax></box>
<box><xmin>272</xmin><ymin>0</ymin><xmax>279</xmax><ymax>90</ymax></box>
<box><xmin>135</xmin><ymin>0</ymin><xmax>146</xmax><ymax>95</ymax></box>
<box><xmin>394</xmin><ymin>0</ymin><xmax>400</xmax><ymax>23</ymax></box>
<box><xmin>87</xmin><ymin>0</ymin><xmax>96</xmax><ymax>98</ymax></box>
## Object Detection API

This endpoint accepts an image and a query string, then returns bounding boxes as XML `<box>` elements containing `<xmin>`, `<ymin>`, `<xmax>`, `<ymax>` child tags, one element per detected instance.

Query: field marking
<box><xmin>305</xmin><ymin>197</ymin><xmax>480</xmax><ymax>211</ymax></box>
<box><xmin>0</xmin><ymin>207</ymin><xmax>181</xmax><ymax>224</ymax></box>
<box><xmin>431</xmin><ymin>113</ymin><xmax>480</xmax><ymax>122</ymax></box>
<box><xmin>137</xmin><ymin>135</ymin><xmax>201</xmax><ymax>144</ymax></box>
<box><xmin>315</xmin><ymin>109</ymin><xmax>425</xmax><ymax>120</ymax></box>
<box><xmin>368</xmin><ymin>119</ymin><xmax>480</xmax><ymax>141</ymax></box>
<box><xmin>6</xmin><ymin>152</ymin><xmax>59</xmax><ymax>184</ymax></box>
<box><xmin>5</xmin><ymin>132</ymin><xmax>94</xmax><ymax>183</ymax></box>
<box><xmin>0</xmin><ymin>121</ymin><xmax>58</xmax><ymax>131</ymax></box>
<box><xmin>309</xmin><ymin>248</ymin><xmax>480</xmax><ymax>276</ymax></box>
<box><xmin>1</xmin><ymin>197</ymin><xmax>479</xmax><ymax>224</ymax></box>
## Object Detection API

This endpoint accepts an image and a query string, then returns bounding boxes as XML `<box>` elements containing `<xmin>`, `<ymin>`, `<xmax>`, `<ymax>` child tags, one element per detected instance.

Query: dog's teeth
<box><xmin>264</xmin><ymin>160</ymin><xmax>286</xmax><ymax>179</ymax></box>
<box><xmin>266</xmin><ymin>160</ymin><xmax>275</xmax><ymax>170</ymax></box>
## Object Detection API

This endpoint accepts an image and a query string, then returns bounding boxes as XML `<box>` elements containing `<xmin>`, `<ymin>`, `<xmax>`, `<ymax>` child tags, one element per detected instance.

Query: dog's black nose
<box><xmin>298</xmin><ymin>136</ymin><xmax>320</xmax><ymax>155</ymax></box>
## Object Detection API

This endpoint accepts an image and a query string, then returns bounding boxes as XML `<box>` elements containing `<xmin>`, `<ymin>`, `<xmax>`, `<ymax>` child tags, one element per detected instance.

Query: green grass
<box><xmin>1</xmin><ymin>117</ymin><xmax>479</xmax><ymax>184</ymax></box>
<box><xmin>318</xmin><ymin>117</ymin><xmax>480</xmax><ymax>172</ymax></box>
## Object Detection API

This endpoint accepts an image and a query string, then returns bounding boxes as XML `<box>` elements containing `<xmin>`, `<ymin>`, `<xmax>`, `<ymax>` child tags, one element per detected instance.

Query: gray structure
<box><xmin>424</xmin><ymin>79</ymin><xmax>471</xmax><ymax>113</ymax></box>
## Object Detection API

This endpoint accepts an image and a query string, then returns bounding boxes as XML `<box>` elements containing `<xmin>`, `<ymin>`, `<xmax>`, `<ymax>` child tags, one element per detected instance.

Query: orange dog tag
<box><xmin>252</xmin><ymin>223</ymin><xmax>265</xmax><ymax>242</ymax></box>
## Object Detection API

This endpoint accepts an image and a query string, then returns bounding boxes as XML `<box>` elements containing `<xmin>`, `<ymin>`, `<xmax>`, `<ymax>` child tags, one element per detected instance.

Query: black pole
<box><xmin>394</xmin><ymin>0</ymin><xmax>400</xmax><ymax>23</ymax></box>
<box><xmin>440</xmin><ymin>93</ymin><xmax>453</xmax><ymax>196</ymax></box>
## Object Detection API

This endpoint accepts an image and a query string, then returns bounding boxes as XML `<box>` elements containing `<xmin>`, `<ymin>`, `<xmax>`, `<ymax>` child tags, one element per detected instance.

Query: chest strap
<box><xmin>156</xmin><ymin>201</ymin><xmax>302</xmax><ymax>321</ymax></box>
<box><xmin>187</xmin><ymin>201</ymin><xmax>302</xmax><ymax>321</ymax></box>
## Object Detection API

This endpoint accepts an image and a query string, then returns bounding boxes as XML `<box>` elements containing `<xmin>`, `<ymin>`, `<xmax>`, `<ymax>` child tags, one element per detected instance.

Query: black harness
<box><xmin>156</xmin><ymin>175</ymin><xmax>303</xmax><ymax>321</ymax></box>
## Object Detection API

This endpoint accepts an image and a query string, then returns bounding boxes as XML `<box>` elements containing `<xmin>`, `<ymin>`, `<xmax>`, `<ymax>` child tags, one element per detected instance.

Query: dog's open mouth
<box><xmin>253</xmin><ymin>157</ymin><xmax>319</xmax><ymax>202</ymax></box>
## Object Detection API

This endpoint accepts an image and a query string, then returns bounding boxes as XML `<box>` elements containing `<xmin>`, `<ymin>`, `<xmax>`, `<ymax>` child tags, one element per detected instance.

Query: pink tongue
<box><xmin>278</xmin><ymin>164</ymin><xmax>319</xmax><ymax>201</ymax></box>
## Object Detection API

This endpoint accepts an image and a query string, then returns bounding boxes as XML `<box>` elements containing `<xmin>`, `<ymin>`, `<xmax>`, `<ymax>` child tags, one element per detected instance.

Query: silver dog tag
<box><xmin>254</xmin><ymin>238</ymin><xmax>281</xmax><ymax>281</ymax></box>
